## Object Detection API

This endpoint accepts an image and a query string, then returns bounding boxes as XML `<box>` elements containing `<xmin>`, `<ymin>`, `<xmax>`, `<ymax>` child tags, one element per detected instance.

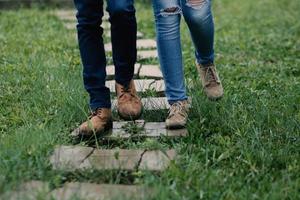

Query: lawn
<box><xmin>0</xmin><ymin>0</ymin><xmax>299</xmax><ymax>199</ymax></box>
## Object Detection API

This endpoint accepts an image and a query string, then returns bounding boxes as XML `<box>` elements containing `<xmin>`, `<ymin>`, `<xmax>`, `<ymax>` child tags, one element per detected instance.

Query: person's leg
<box><xmin>181</xmin><ymin>0</ymin><xmax>223</xmax><ymax>100</ymax></box>
<box><xmin>106</xmin><ymin>0</ymin><xmax>142</xmax><ymax>120</ymax></box>
<box><xmin>74</xmin><ymin>0</ymin><xmax>111</xmax><ymax>110</ymax></box>
<box><xmin>181</xmin><ymin>0</ymin><xmax>214</xmax><ymax>65</ymax></box>
<box><xmin>152</xmin><ymin>0</ymin><xmax>189</xmax><ymax>129</ymax></box>
<box><xmin>106</xmin><ymin>0</ymin><xmax>137</xmax><ymax>87</ymax></box>
<box><xmin>152</xmin><ymin>0</ymin><xmax>188</xmax><ymax>104</ymax></box>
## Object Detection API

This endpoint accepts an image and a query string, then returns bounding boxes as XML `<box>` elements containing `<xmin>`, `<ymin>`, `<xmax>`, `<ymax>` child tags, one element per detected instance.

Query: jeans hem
<box><xmin>168</xmin><ymin>97</ymin><xmax>189</xmax><ymax>105</ymax></box>
<box><xmin>90</xmin><ymin>102</ymin><xmax>111</xmax><ymax>111</ymax></box>
<box><xmin>196</xmin><ymin>58</ymin><xmax>214</xmax><ymax>66</ymax></box>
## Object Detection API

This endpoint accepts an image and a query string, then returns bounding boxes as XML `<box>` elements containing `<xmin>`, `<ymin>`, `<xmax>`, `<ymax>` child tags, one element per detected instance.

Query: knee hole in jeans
<box><xmin>159</xmin><ymin>6</ymin><xmax>182</xmax><ymax>17</ymax></box>
<box><xmin>186</xmin><ymin>0</ymin><xmax>207</xmax><ymax>9</ymax></box>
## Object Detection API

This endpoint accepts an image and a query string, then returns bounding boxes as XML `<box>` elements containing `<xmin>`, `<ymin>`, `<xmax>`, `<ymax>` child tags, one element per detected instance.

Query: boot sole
<box><xmin>166</xmin><ymin>125</ymin><xmax>186</xmax><ymax>130</ymax></box>
<box><xmin>208</xmin><ymin>94</ymin><xmax>223</xmax><ymax>101</ymax></box>
<box><xmin>166</xmin><ymin>123</ymin><xmax>186</xmax><ymax>130</ymax></box>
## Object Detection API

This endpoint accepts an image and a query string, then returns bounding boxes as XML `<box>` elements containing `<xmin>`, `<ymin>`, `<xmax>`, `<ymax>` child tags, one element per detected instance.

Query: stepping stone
<box><xmin>50</xmin><ymin>146</ymin><xmax>94</xmax><ymax>171</ymax></box>
<box><xmin>105</xmin><ymin>39</ymin><xmax>156</xmax><ymax>51</ymax></box>
<box><xmin>137</xmin><ymin>50</ymin><xmax>158</xmax><ymax>60</ymax></box>
<box><xmin>139</xmin><ymin>65</ymin><xmax>163</xmax><ymax>79</ymax></box>
<box><xmin>112</xmin><ymin>97</ymin><xmax>169</xmax><ymax>110</ymax></box>
<box><xmin>105</xmin><ymin>79</ymin><xmax>165</xmax><ymax>93</ymax></box>
<box><xmin>64</xmin><ymin>22</ymin><xmax>77</xmax><ymax>30</ymax></box>
<box><xmin>50</xmin><ymin>182</ymin><xmax>150</xmax><ymax>200</ymax></box>
<box><xmin>50</xmin><ymin>146</ymin><xmax>176</xmax><ymax>171</ymax></box>
<box><xmin>140</xmin><ymin>150</ymin><xmax>176</xmax><ymax>171</ymax></box>
<box><xmin>106</xmin><ymin>64</ymin><xmax>141</xmax><ymax>79</ymax></box>
<box><xmin>54</xmin><ymin>10</ymin><xmax>76</xmax><ymax>19</ymax></box>
<box><xmin>106</xmin><ymin>64</ymin><xmax>162</xmax><ymax>80</ymax></box>
<box><xmin>57</xmin><ymin>14</ymin><xmax>76</xmax><ymax>22</ymax></box>
<box><xmin>140</xmin><ymin>97</ymin><xmax>169</xmax><ymax>110</ymax></box>
<box><xmin>104</xmin><ymin>121</ymin><xmax>188</xmax><ymax>139</ymax></box>
<box><xmin>4</xmin><ymin>181</ymin><xmax>151</xmax><ymax>200</ymax></box>
<box><xmin>1</xmin><ymin>181</ymin><xmax>49</xmax><ymax>200</ymax></box>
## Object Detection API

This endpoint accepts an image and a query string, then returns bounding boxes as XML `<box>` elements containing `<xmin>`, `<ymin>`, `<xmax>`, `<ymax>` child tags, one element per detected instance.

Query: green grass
<box><xmin>0</xmin><ymin>0</ymin><xmax>299</xmax><ymax>199</ymax></box>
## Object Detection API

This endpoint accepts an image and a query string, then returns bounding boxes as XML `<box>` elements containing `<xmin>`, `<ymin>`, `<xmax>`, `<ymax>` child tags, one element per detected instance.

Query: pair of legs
<box><xmin>73</xmin><ymin>0</ymin><xmax>143</xmax><ymax>137</ymax></box>
<box><xmin>152</xmin><ymin>0</ymin><xmax>215</xmax><ymax>103</ymax></box>
<box><xmin>152</xmin><ymin>0</ymin><xmax>223</xmax><ymax>128</ymax></box>
<box><xmin>74</xmin><ymin>0</ymin><xmax>137</xmax><ymax>110</ymax></box>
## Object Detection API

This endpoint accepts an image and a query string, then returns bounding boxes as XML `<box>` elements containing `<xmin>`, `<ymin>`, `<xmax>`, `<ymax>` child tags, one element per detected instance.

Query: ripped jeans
<box><xmin>152</xmin><ymin>0</ymin><xmax>214</xmax><ymax>104</ymax></box>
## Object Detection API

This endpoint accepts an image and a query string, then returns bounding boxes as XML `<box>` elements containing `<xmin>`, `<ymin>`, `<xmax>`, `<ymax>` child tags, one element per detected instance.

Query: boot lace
<box><xmin>204</xmin><ymin>65</ymin><xmax>219</xmax><ymax>86</ymax></box>
<box><xmin>120</xmin><ymin>86</ymin><xmax>133</xmax><ymax>97</ymax></box>
<box><xmin>168</xmin><ymin>101</ymin><xmax>187</xmax><ymax>119</ymax></box>
<box><xmin>90</xmin><ymin>108</ymin><xmax>103</xmax><ymax>119</ymax></box>
<box><xmin>119</xmin><ymin>86</ymin><xmax>139</xmax><ymax>102</ymax></box>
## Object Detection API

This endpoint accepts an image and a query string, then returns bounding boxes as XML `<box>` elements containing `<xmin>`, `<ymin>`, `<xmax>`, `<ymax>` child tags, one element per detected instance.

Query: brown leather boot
<box><xmin>116</xmin><ymin>80</ymin><xmax>143</xmax><ymax>120</ymax></box>
<box><xmin>196</xmin><ymin>63</ymin><xmax>224</xmax><ymax>100</ymax></box>
<box><xmin>72</xmin><ymin>108</ymin><xmax>112</xmax><ymax>137</ymax></box>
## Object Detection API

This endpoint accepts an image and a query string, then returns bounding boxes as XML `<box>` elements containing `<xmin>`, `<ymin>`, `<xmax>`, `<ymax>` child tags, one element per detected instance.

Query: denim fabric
<box><xmin>152</xmin><ymin>0</ymin><xmax>214</xmax><ymax>104</ymax></box>
<box><xmin>74</xmin><ymin>0</ymin><xmax>137</xmax><ymax>110</ymax></box>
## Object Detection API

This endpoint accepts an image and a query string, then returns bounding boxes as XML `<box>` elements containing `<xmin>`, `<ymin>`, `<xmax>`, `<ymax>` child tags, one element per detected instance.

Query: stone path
<box><xmin>70</xmin><ymin>120</ymin><xmax>188</xmax><ymax>139</ymax></box>
<box><xmin>137</xmin><ymin>50</ymin><xmax>158</xmax><ymax>60</ymax></box>
<box><xmin>5</xmin><ymin>9</ymin><xmax>189</xmax><ymax>199</ymax></box>
<box><xmin>50</xmin><ymin>146</ymin><xmax>176</xmax><ymax>171</ymax></box>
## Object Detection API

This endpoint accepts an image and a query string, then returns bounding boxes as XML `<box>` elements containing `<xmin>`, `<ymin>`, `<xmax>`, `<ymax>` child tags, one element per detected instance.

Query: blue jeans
<box><xmin>74</xmin><ymin>0</ymin><xmax>137</xmax><ymax>110</ymax></box>
<box><xmin>152</xmin><ymin>0</ymin><xmax>214</xmax><ymax>104</ymax></box>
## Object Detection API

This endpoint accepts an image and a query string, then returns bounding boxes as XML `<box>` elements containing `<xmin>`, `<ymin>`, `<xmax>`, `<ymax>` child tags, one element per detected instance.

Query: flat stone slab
<box><xmin>105</xmin><ymin>39</ymin><xmax>156</xmax><ymax>51</ymax></box>
<box><xmin>81</xmin><ymin>149</ymin><xmax>144</xmax><ymax>171</ymax></box>
<box><xmin>112</xmin><ymin>97</ymin><xmax>169</xmax><ymax>111</ymax></box>
<box><xmin>1</xmin><ymin>181</ymin><xmax>49</xmax><ymax>200</ymax></box>
<box><xmin>50</xmin><ymin>182</ymin><xmax>150</xmax><ymax>200</ymax></box>
<box><xmin>64</xmin><ymin>22</ymin><xmax>77</xmax><ymax>30</ymax></box>
<box><xmin>50</xmin><ymin>146</ymin><xmax>176</xmax><ymax>171</ymax></box>
<box><xmin>56</xmin><ymin>14</ymin><xmax>76</xmax><ymax>22</ymax></box>
<box><xmin>137</xmin><ymin>50</ymin><xmax>158</xmax><ymax>60</ymax></box>
<box><xmin>139</xmin><ymin>64</ymin><xmax>163</xmax><ymax>78</ymax></box>
<box><xmin>3</xmin><ymin>181</ymin><xmax>151</xmax><ymax>200</ymax></box>
<box><xmin>139</xmin><ymin>150</ymin><xmax>176</xmax><ymax>170</ymax></box>
<box><xmin>140</xmin><ymin>97</ymin><xmax>169</xmax><ymax>110</ymax></box>
<box><xmin>106</xmin><ymin>79</ymin><xmax>165</xmax><ymax>93</ymax></box>
<box><xmin>104</xmin><ymin>121</ymin><xmax>188</xmax><ymax>139</ymax></box>
<box><xmin>106</xmin><ymin>64</ymin><xmax>162</xmax><ymax>80</ymax></box>
<box><xmin>50</xmin><ymin>146</ymin><xmax>95</xmax><ymax>171</ymax></box>
<box><xmin>54</xmin><ymin>10</ymin><xmax>76</xmax><ymax>19</ymax></box>
<box><xmin>106</xmin><ymin>64</ymin><xmax>140</xmax><ymax>79</ymax></box>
